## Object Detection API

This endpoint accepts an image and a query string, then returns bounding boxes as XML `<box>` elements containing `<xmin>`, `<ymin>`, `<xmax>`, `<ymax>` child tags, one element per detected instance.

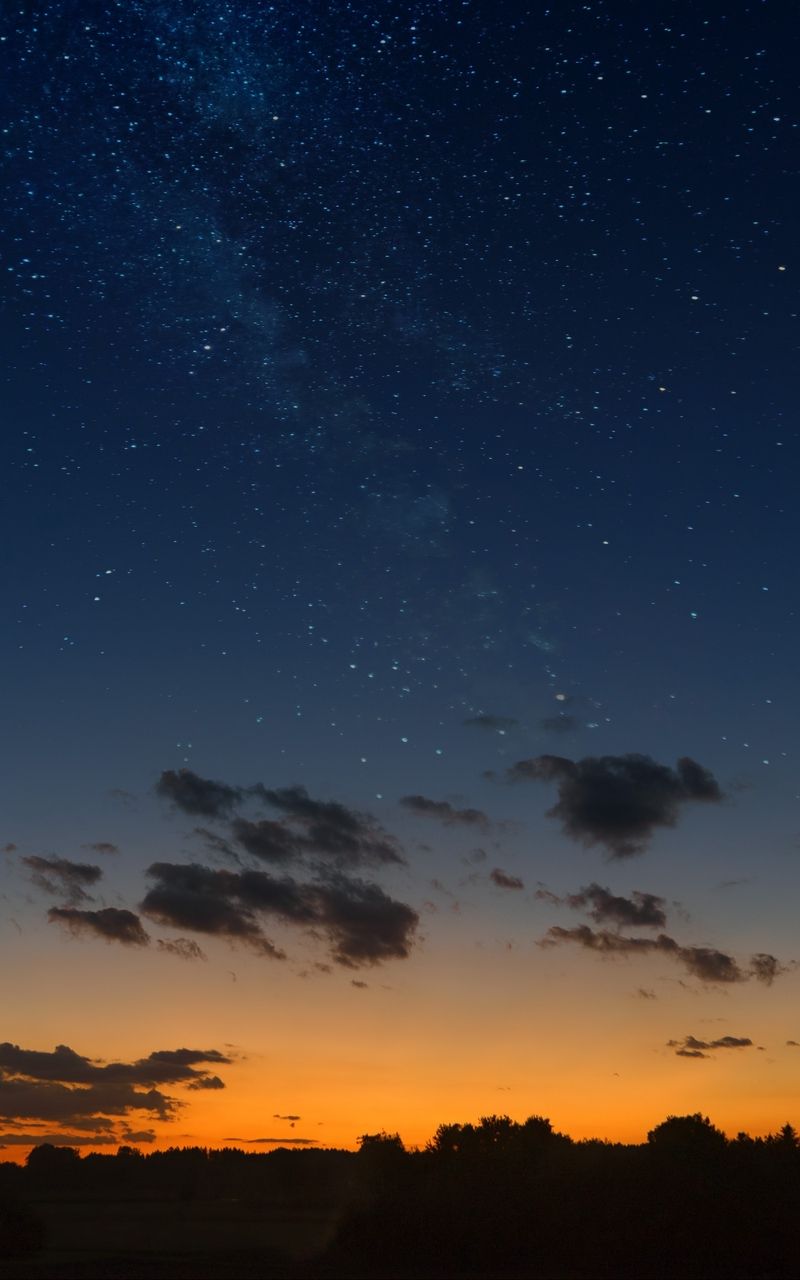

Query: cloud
<box><xmin>787</xmin><ymin>1040</ymin><xmax>800</xmax><ymax>1047</ymax></box>
<box><xmin>23</xmin><ymin>856</ymin><xmax>103</xmax><ymax>905</ymax></box>
<box><xmin>669</xmin><ymin>1035</ymin><xmax>753</xmax><ymax>1059</ymax></box>
<box><xmin>540</xmin><ymin>715</ymin><xmax>579</xmax><ymax>734</ymax></box>
<box><xmin>0</xmin><ymin>1078</ymin><xmax>175</xmax><ymax>1124</ymax></box>
<box><xmin>400</xmin><ymin>795</ymin><xmax>490</xmax><ymax>829</ymax></box>
<box><xmin>256</xmin><ymin>785</ymin><xmax>403</xmax><ymax>867</ymax></box>
<box><xmin>141</xmin><ymin>862</ymin><xmax>418</xmax><ymax>968</ymax></box>
<box><xmin>230</xmin><ymin>817</ymin><xmax>303</xmax><ymax>864</ymax></box>
<box><xmin>539</xmin><ymin>924</ymin><xmax>782</xmax><ymax>986</ymax></box>
<box><xmin>311</xmin><ymin>873</ymin><xmax>419</xmax><ymax>968</ymax></box>
<box><xmin>273</xmin><ymin>1114</ymin><xmax>301</xmax><ymax>1122</ymax></box>
<box><xmin>537</xmin><ymin>883</ymin><xmax>668</xmax><ymax>928</ymax></box>
<box><xmin>159</xmin><ymin>769</ymin><xmax>406</xmax><ymax>872</ymax></box>
<box><xmin>506</xmin><ymin>753</ymin><xmax>723</xmax><ymax>857</ymax></box>
<box><xmin>463</xmin><ymin>715</ymin><xmax>519</xmax><ymax>733</ymax></box>
<box><xmin>187</xmin><ymin>1075</ymin><xmax>224</xmax><ymax>1090</ymax></box>
<box><xmin>0</xmin><ymin>1044</ymin><xmax>230</xmax><ymax>1088</ymax></box>
<box><xmin>490</xmin><ymin>868</ymin><xmax>524</xmax><ymax>890</ymax></box>
<box><xmin>0</xmin><ymin>1042</ymin><xmax>231</xmax><ymax>1145</ymax></box>
<box><xmin>748</xmin><ymin>953</ymin><xmax>787</xmax><ymax>984</ymax></box>
<box><xmin>3</xmin><ymin>843</ymin><xmax>18</xmax><ymax>853</ymax></box>
<box><xmin>82</xmin><ymin>842</ymin><xmax>119</xmax><ymax>856</ymax></box>
<box><xmin>156</xmin><ymin>769</ymin><xmax>243</xmax><ymax>818</ymax></box>
<box><xmin>141</xmin><ymin>863</ymin><xmax>286</xmax><ymax>958</ymax></box>
<box><xmin>48</xmin><ymin>907</ymin><xmax>150</xmax><ymax>947</ymax></box>
<box><xmin>157</xmin><ymin>937</ymin><xmax>208</xmax><ymax>961</ymax></box>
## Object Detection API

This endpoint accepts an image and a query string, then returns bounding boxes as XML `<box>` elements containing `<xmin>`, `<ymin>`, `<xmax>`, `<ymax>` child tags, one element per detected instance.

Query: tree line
<box><xmin>2</xmin><ymin>1113</ymin><xmax>799</xmax><ymax>1276</ymax></box>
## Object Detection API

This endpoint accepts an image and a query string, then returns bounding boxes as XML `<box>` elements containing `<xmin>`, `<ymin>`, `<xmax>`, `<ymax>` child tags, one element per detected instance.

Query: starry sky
<box><xmin>2</xmin><ymin>0</ymin><xmax>799</xmax><ymax>1157</ymax></box>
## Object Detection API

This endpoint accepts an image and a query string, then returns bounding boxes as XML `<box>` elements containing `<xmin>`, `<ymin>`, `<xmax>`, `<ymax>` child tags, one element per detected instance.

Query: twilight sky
<box><xmin>1</xmin><ymin>0</ymin><xmax>799</xmax><ymax>1157</ymax></box>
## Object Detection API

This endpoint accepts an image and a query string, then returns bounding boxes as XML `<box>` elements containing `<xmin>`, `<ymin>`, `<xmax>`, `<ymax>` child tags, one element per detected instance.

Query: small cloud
<box><xmin>3</xmin><ymin>843</ymin><xmax>17</xmax><ymax>854</ymax></box>
<box><xmin>537</xmin><ymin>883</ymin><xmax>668</xmax><ymax>928</ymax></box>
<box><xmin>490</xmin><ymin>868</ymin><xmax>524</xmax><ymax>890</ymax></box>
<box><xmin>156</xmin><ymin>769</ymin><xmax>243</xmax><ymax>819</ymax></box>
<box><xmin>351</xmin><ymin>979</ymin><xmax>368</xmax><ymax>988</ymax></box>
<box><xmin>48</xmin><ymin>906</ymin><xmax>150</xmax><ymax>947</ymax></box>
<box><xmin>669</xmin><ymin>1034</ymin><xmax>753</xmax><ymax>1059</ymax></box>
<box><xmin>400</xmin><ymin>795</ymin><xmax>490</xmax><ymax>828</ymax></box>
<box><xmin>82</xmin><ymin>842</ymin><xmax>119</xmax><ymax>856</ymax></box>
<box><xmin>157</xmin><ymin>937</ymin><xmax>207</xmax><ymax>961</ymax></box>
<box><xmin>23</xmin><ymin>856</ymin><xmax>103</xmax><ymax>905</ymax></box>
<box><xmin>273</xmin><ymin>1114</ymin><xmax>301</xmax><ymax>1122</ymax></box>
<box><xmin>636</xmin><ymin>988</ymin><xmax>657</xmax><ymax>999</ymax></box>
<box><xmin>786</xmin><ymin>1040</ymin><xmax>800</xmax><ymax>1047</ymax></box>
<box><xmin>256</xmin><ymin>784</ymin><xmax>404</xmax><ymax>867</ymax></box>
<box><xmin>749</xmin><ymin>953</ymin><xmax>788</xmax><ymax>985</ymax></box>
<box><xmin>540</xmin><ymin>924</ymin><xmax>782</xmax><ymax>986</ymax></box>
<box><xmin>506</xmin><ymin>753</ymin><xmax>723</xmax><ymax>857</ymax></box>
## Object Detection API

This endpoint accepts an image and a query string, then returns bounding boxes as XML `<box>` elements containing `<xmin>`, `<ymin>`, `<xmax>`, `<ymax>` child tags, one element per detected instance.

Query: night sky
<box><xmin>2</xmin><ymin>0</ymin><xmax>799</xmax><ymax>1156</ymax></box>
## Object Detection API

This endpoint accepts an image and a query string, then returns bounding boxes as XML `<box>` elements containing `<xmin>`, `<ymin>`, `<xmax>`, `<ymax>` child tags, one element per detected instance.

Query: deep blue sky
<box><xmin>1</xmin><ymin>1</ymin><xmax>799</xmax><ymax>1150</ymax></box>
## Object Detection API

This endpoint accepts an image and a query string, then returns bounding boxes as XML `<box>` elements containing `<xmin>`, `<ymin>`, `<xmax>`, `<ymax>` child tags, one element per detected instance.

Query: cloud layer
<box><xmin>0</xmin><ymin>1043</ymin><xmax>231</xmax><ymax>1147</ymax></box>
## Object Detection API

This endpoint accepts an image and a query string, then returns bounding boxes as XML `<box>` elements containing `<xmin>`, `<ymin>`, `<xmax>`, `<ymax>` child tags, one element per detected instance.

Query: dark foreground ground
<box><xmin>3</xmin><ymin>1118</ymin><xmax>800</xmax><ymax>1278</ymax></box>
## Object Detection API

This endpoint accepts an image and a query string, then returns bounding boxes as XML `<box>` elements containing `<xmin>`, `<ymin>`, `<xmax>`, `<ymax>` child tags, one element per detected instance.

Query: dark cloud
<box><xmin>787</xmin><ymin>1040</ymin><xmax>800</xmax><ymax>1047</ymax></box>
<box><xmin>156</xmin><ymin>769</ymin><xmax>244</xmax><ymax>818</ymax></box>
<box><xmin>0</xmin><ymin>1043</ymin><xmax>230</xmax><ymax>1088</ymax></box>
<box><xmin>539</xmin><ymin>924</ymin><xmax>777</xmax><ymax>986</ymax></box>
<box><xmin>141</xmin><ymin>862</ymin><xmax>418</xmax><ymax>968</ymax></box>
<box><xmin>141</xmin><ymin>863</ymin><xmax>286</xmax><ymax>958</ymax></box>
<box><xmin>273</xmin><ymin>1114</ymin><xmax>301</xmax><ymax>1122</ymax></box>
<box><xmin>3</xmin><ymin>843</ymin><xmax>17</xmax><ymax>853</ymax></box>
<box><xmin>490</xmin><ymin>868</ymin><xmax>524</xmax><ymax>890</ymax></box>
<box><xmin>48</xmin><ymin>906</ymin><xmax>150</xmax><ymax>947</ymax></box>
<box><xmin>257</xmin><ymin>784</ymin><xmax>403</xmax><ymax>867</ymax></box>
<box><xmin>157</xmin><ymin>937</ymin><xmax>207</xmax><ymax>961</ymax></box>
<box><xmin>540</xmin><ymin>715</ymin><xmax>579</xmax><ymax>734</ymax></box>
<box><xmin>82</xmin><ymin>842</ymin><xmax>119</xmax><ymax>855</ymax></box>
<box><xmin>507</xmin><ymin>753</ymin><xmax>723</xmax><ymax>857</ymax></box>
<box><xmin>230</xmin><ymin>817</ymin><xmax>303</xmax><ymax>864</ymax></box>
<box><xmin>669</xmin><ymin>1035</ymin><xmax>753</xmax><ymax>1059</ymax></box>
<box><xmin>400</xmin><ymin>795</ymin><xmax>490</xmax><ymax>828</ymax></box>
<box><xmin>537</xmin><ymin>883</ymin><xmax>668</xmax><ymax>928</ymax></box>
<box><xmin>312</xmin><ymin>873</ymin><xmax>419</xmax><ymax>968</ymax></box>
<box><xmin>187</xmin><ymin>1075</ymin><xmax>224</xmax><ymax>1090</ymax></box>
<box><xmin>23</xmin><ymin>856</ymin><xmax>103</xmax><ymax>905</ymax></box>
<box><xmin>463</xmin><ymin>715</ymin><xmax>519</xmax><ymax>733</ymax></box>
<box><xmin>351</xmin><ymin>979</ymin><xmax>368</xmax><ymax>988</ymax></box>
<box><xmin>0</xmin><ymin>1042</ymin><xmax>231</xmax><ymax>1144</ymax></box>
<box><xmin>636</xmin><ymin>988</ymin><xmax>657</xmax><ymax>999</ymax></box>
<box><xmin>159</xmin><ymin>769</ymin><xmax>406</xmax><ymax>871</ymax></box>
<box><xmin>0</xmin><ymin>1078</ymin><xmax>175</xmax><ymax>1124</ymax></box>
<box><xmin>748</xmin><ymin>952</ymin><xmax>787</xmax><ymax>985</ymax></box>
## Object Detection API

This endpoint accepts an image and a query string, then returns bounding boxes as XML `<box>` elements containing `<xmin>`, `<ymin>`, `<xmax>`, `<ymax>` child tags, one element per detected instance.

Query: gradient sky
<box><xmin>2</xmin><ymin>0</ymin><xmax>799</xmax><ymax>1158</ymax></box>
